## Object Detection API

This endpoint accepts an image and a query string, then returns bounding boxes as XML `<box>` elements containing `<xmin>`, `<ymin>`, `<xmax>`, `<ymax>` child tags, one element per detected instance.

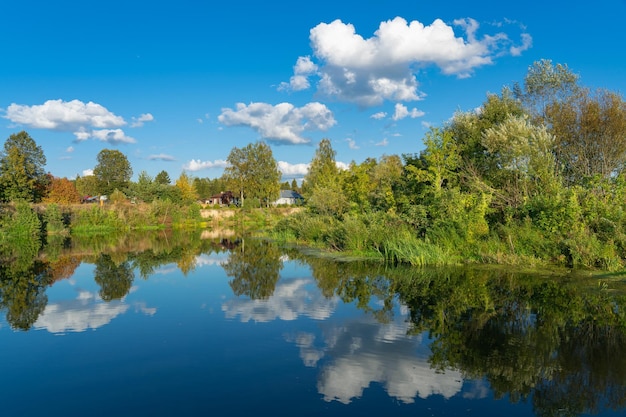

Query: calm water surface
<box><xmin>1</xmin><ymin>235</ymin><xmax>625</xmax><ymax>416</ymax></box>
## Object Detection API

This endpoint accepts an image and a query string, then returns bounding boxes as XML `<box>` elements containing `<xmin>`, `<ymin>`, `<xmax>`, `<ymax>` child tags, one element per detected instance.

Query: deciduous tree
<box><xmin>93</xmin><ymin>149</ymin><xmax>132</xmax><ymax>195</ymax></box>
<box><xmin>224</xmin><ymin>141</ymin><xmax>280</xmax><ymax>208</ymax></box>
<box><xmin>44</xmin><ymin>177</ymin><xmax>81</xmax><ymax>204</ymax></box>
<box><xmin>0</xmin><ymin>131</ymin><xmax>48</xmax><ymax>202</ymax></box>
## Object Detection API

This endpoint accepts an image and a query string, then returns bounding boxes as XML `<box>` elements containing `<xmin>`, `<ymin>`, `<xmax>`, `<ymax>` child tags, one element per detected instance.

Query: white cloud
<box><xmin>148</xmin><ymin>153</ymin><xmax>176</xmax><ymax>161</ymax></box>
<box><xmin>183</xmin><ymin>159</ymin><xmax>229</xmax><ymax>172</ymax></box>
<box><xmin>218</xmin><ymin>102</ymin><xmax>336</xmax><ymax>144</ymax></box>
<box><xmin>5</xmin><ymin>99</ymin><xmax>126</xmax><ymax>130</ymax></box>
<box><xmin>3</xmin><ymin>99</ymin><xmax>144</xmax><ymax>145</ymax></box>
<box><xmin>376</xmin><ymin>138</ymin><xmax>389</xmax><ymax>147</ymax></box>
<box><xmin>336</xmin><ymin>161</ymin><xmax>350</xmax><ymax>170</ymax></box>
<box><xmin>130</xmin><ymin>113</ymin><xmax>154</xmax><ymax>127</ymax></box>
<box><xmin>510</xmin><ymin>33</ymin><xmax>532</xmax><ymax>56</ymax></box>
<box><xmin>90</xmin><ymin>129</ymin><xmax>136</xmax><ymax>144</ymax></box>
<box><xmin>278</xmin><ymin>161</ymin><xmax>309</xmax><ymax>178</ymax></box>
<box><xmin>346</xmin><ymin>138</ymin><xmax>359</xmax><ymax>150</ymax></box>
<box><xmin>284</xmin><ymin>17</ymin><xmax>530</xmax><ymax>107</ymax></box>
<box><xmin>82</xmin><ymin>169</ymin><xmax>94</xmax><ymax>176</ymax></box>
<box><xmin>66</xmin><ymin>146</ymin><xmax>74</xmax><ymax>153</ymax></box>
<box><xmin>370</xmin><ymin>112</ymin><xmax>387</xmax><ymax>120</ymax></box>
<box><xmin>392</xmin><ymin>103</ymin><xmax>425</xmax><ymax>121</ymax></box>
<box><xmin>279</xmin><ymin>56</ymin><xmax>319</xmax><ymax>91</ymax></box>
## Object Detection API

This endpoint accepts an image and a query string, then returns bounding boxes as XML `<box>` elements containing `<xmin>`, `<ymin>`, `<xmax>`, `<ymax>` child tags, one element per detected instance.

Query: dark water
<box><xmin>1</xmin><ymin>233</ymin><xmax>626</xmax><ymax>416</ymax></box>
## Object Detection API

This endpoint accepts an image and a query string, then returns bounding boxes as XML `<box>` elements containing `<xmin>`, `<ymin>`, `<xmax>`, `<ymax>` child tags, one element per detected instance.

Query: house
<box><xmin>206</xmin><ymin>191</ymin><xmax>238</xmax><ymax>206</ymax></box>
<box><xmin>273</xmin><ymin>190</ymin><xmax>304</xmax><ymax>206</ymax></box>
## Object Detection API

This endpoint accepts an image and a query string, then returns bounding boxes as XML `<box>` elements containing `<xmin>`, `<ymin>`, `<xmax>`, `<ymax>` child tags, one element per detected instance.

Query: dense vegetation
<box><xmin>275</xmin><ymin>60</ymin><xmax>626</xmax><ymax>270</ymax></box>
<box><xmin>1</xmin><ymin>60</ymin><xmax>625</xmax><ymax>270</ymax></box>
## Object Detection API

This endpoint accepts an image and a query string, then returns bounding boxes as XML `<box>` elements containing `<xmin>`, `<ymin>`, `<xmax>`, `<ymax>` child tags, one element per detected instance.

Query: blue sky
<box><xmin>1</xmin><ymin>0</ymin><xmax>625</xmax><ymax>181</ymax></box>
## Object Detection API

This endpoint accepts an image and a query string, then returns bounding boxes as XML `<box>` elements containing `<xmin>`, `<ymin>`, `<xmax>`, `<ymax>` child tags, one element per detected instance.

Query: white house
<box><xmin>274</xmin><ymin>190</ymin><xmax>304</xmax><ymax>205</ymax></box>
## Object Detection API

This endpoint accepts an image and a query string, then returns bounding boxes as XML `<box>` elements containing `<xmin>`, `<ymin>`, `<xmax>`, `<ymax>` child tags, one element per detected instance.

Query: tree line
<box><xmin>0</xmin><ymin>134</ymin><xmax>290</xmax><ymax>207</ymax></box>
<box><xmin>2</xmin><ymin>59</ymin><xmax>625</xmax><ymax>269</ymax></box>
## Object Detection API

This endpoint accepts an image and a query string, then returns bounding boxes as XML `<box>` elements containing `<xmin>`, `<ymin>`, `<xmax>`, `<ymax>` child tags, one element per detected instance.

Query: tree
<box><xmin>93</xmin><ymin>149</ymin><xmax>132</xmax><ymax>195</ymax></box>
<box><xmin>155</xmin><ymin>170</ymin><xmax>171</xmax><ymax>185</ymax></box>
<box><xmin>302</xmin><ymin>138</ymin><xmax>339</xmax><ymax>197</ymax></box>
<box><xmin>224</xmin><ymin>141</ymin><xmax>281</xmax><ymax>208</ymax></box>
<box><xmin>514</xmin><ymin>59</ymin><xmax>581</xmax><ymax>121</ymax></box>
<box><xmin>547</xmin><ymin>88</ymin><xmax>626</xmax><ymax>182</ymax></box>
<box><xmin>175</xmin><ymin>171</ymin><xmax>198</xmax><ymax>203</ymax></box>
<box><xmin>75</xmin><ymin>174</ymin><xmax>99</xmax><ymax>197</ymax></box>
<box><xmin>45</xmin><ymin>177</ymin><xmax>81</xmax><ymax>204</ymax></box>
<box><xmin>302</xmin><ymin>138</ymin><xmax>347</xmax><ymax>216</ymax></box>
<box><xmin>0</xmin><ymin>131</ymin><xmax>48</xmax><ymax>202</ymax></box>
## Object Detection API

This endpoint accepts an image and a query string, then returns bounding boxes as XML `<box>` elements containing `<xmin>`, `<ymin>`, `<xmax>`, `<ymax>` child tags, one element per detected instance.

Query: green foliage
<box><xmin>71</xmin><ymin>206</ymin><xmax>128</xmax><ymax>234</ymax></box>
<box><xmin>0</xmin><ymin>131</ymin><xmax>48</xmax><ymax>203</ymax></box>
<box><xmin>302</xmin><ymin>138</ymin><xmax>339</xmax><ymax>197</ymax></box>
<box><xmin>224</xmin><ymin>141</ymin><xmax>281</xmax><ymax>208</ymax></box>
<box><xmin>109</xmin><ymin>188</ymin><xmax>127</xmax><ymax>204</ymax></box>
<box><xmin>154</xmin><ymin>170</ymin><xmax>171</xmax><ymax>185</ymax></box>
<box><xmin>42</xmin><ymin>203</ymin><xmax>68</xmax><ymax>235</ymax></box>
<box><xmin>1</xmin><ymin>201</ymin><xmax>42</xmax><ymax>238</ymax></box>
<box><xmin>93</xmin><ymin>149</ymin><xmax>133</xmax><ymax>195</ymax></box>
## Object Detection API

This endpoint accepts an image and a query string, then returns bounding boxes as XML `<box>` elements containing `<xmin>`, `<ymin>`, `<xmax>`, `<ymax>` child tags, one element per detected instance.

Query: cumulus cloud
<box><xmin>148</xmin><ymin>153</ymin><xmax>176</xmax><ymax>161</ymax></box>
<box><xmin>279</xmin><ymin>56</ymin><xmax>320</xmax><ymax>91</ymax></box>
<box><xmin>218</xmin><ymin>102</ymin><xmax>336</xmax><ymax>145</ymax></box>
<box><xmin>278</xmin><ymin>161</ymin><xmax>309</xmax><ymax>178</ymax></box>
<box><xmin>5</xmin><ymin>99</ymin><xmax>125</xmax><ymax>130</ymax></box>
<box><xmin>82</xmin><ymin>169</ymin><xmax>94</xmax><ymax>176</ymax></box>
<box><xmin>392</xmin><ymin>103</ymin><xmax>426</xmax><ymax>121</ymax></box>
<box><xmin>282</xmin><ymin>17</ymin><xmax>531</xmax><ymax>106</ymax></box>
<box><xmin>90</xmin><ymin>129</ymin><xmax>136</xmax><ymax>144</ymax></box>
<box><xmin>183</xmin><ymin>159</ymin><xmax>229</xmax><ymax>172</ymax></box>
<box><xmin>3</xmin><ymin>99</ymin><xmax>143</xmax><ymax>145</ymax></box>
<box><xmin>130</xmin><ymin>113</ymin><xmax>154</xmax><ymax>127</ymax></box>
<box><xmin>370</xmin><ymin>112</ymin><xmax>387</xmax><ymax>120</ymax></box>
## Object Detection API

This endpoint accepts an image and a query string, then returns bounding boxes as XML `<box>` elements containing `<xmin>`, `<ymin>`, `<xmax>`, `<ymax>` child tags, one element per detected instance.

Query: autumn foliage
<box><xmin>45</xmin><ymin>176</ymin><xmax>81</xmax><ymax>204</ymax></box>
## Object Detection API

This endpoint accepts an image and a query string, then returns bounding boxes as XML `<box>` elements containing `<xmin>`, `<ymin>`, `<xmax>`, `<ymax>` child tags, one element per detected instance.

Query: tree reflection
<box><xmin>291</xmin><ymin>254</ymin><xmax>626</xmax><ymax>416</ymax></box>
<box><xmin>0</xmin><ymin>258</ymin><xmax>50</xmax><ymax>331</ymax></box>
<box><xmin>93</xmin><ymin>254</ymin><xmax>134</xmax><ymax>301</ymax></box>
<box><xmin>223</xmin><ymin>238</ymin><xmax>282</xmax><ymax>299</ymax></box>
<box><xmin>394</xmin><ymin>268</ymin><xmax>626</xmax><ymax>416</ymax></box>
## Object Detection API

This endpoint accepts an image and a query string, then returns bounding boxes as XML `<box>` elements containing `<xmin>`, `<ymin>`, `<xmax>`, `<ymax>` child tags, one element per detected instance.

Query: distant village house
<box><xmin>206</xmin><ymin>191</ymin><xmax>238</xmax><ymax>206</ymax></box>
<box><xmin>273</xmin><ymin>190</ymin><xmax>304</xmax><ymax>206</ymax></box>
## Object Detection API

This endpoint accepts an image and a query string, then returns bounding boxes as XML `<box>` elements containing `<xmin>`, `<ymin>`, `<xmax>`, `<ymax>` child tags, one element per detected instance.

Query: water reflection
<box><xmin>34</xmin><ymin>291</ymin><xmax>129</xmax><ymax>333</ymax></box>
<box><xmin>1</xmin><ymin>232</ymin><xmax>626</xmax><ymax>416</ymax></box>
<box><xmin>223</xmin><ymin>277</ymin><xmax>339</xmax><ymax>322</ymax></box>
<box><xmin>308</xmin><ymin>318</ymin><xmax>462</xmax><ymax>404</ymax></box>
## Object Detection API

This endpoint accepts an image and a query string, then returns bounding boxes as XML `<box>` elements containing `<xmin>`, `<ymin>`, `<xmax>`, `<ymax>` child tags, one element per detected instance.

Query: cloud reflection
<box><xmin>33</xmin><ymin>290</ymin><xmax>155</xmax><ymax>334</ymax></box>
<box><xmin>294</xmin><ymin>317</ymin><xmax>463</xmax><ymax>404</ymax></box>
<box><xmin>222</xmin><ymin>278</ymin><xmax>339</xmax><ymax>322</ymax></box>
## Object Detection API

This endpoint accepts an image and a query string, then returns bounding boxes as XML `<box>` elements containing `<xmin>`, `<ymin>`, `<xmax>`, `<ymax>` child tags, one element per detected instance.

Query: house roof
<box><xmin>279</xmin><ymin>190</ymin><xmax>303</xmax><ymax>199</ymax></box>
